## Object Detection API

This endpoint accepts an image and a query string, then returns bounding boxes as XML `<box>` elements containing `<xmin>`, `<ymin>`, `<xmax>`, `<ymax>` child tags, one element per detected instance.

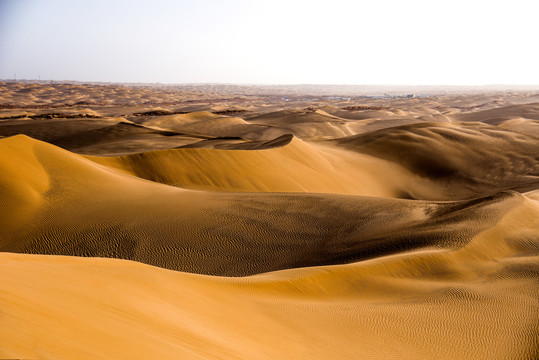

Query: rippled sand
<box><xmin>1</xmin><ymin>82</ymin><xmax>538</xmax><ymax>359</ymax></box>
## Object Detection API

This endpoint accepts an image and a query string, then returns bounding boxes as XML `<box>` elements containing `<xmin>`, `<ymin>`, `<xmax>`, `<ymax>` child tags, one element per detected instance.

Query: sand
<box><xmin>1</xmin><ymin>81</ymin><xmax>538</xmax><ymax>359</ymax></box>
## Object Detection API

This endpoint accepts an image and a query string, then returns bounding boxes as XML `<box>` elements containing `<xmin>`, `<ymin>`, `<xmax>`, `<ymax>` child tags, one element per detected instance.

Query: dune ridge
<box><xmin>84</xmin><ymin>134</ymin><xmax>417</xmax><ymax>197</ymax></box>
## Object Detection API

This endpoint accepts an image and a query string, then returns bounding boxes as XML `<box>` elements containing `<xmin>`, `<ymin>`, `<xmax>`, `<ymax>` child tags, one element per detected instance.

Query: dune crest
<box><xmin>86</xmin><ymin>134</ymin><xmax>416</xmax><ymax>196</ymax></box>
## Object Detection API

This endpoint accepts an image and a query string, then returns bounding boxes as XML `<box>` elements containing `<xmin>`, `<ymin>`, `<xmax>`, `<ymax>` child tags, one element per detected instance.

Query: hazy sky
<box><xmin>1</xmin><ymin>0</ymin><xmax>538</xmax><ymax>85</ymax></box>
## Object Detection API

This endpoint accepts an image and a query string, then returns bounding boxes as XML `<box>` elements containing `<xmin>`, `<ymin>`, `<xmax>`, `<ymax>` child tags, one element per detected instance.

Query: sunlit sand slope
<box><xmin>1</xmin><ymin>191</ymin><xmax>538</xmax><ymax>359</ymax></box>
<box><xmin>85</xmin><ymin>134</ymin><xmax>420</xmax><ymax>197</ymax></box>
<box><xmin>80</xmin><ymin>121</ymin><xmax>539</xmax><ymax>200</ymax></box>
<box><xmin>0</xmin><ymin>135</ymin><xmax>531</xmax><ymax>276</ymax></box>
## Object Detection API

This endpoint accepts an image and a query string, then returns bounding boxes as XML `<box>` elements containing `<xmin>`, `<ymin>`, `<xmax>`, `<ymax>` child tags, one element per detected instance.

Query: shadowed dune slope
<box><xmin>2</xmin><ymin>191</ymin><xmax>539</xmax><ymax>359</ymax></box>
<box><xmin>330</xmin><ymin>121</ymin><xmax>539</xmax><ymax>199</ymax></box>
<box><xmin>0</xmin><ymin>117</ymin><xmax>120</xmax><ymax>143</ymax></box>
<box><xmin>0</xmin><ymin>118</ymin><xmax>207</xmax><ymax>155</ymax></box>
<box><xmin>175</xmin><ymin>133</ymin><xmax>296</xmax><ymax>150</ymax></box>
<box><xmin>0</xmin><ymin>135</ymin><xmax>533</xmax><ymax>276</ymax></box>
<box><xmin>50</xmin><ymin>121</ymin><xmax>205</xmax><ymax>155</ymax></box>
<box><xmin>136</xmin><ymin>111</ymin><xmax>277</xmax><ymax>140</ymax></box>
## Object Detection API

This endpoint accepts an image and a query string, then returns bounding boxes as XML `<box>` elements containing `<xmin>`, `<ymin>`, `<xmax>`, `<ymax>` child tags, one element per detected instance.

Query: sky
<box><xmin>0</xmin><ymin>0</ymin><xmax>538</xmax><ymax>85</ymax></box>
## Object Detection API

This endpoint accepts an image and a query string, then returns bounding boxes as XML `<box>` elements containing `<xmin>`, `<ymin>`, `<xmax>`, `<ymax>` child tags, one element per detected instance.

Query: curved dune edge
<box><xmin>84</xmin><ymin>134</ymin><xmax>440</xmax><ymax>198</ymax></box>
<box><xmin>0</xmin><ymin>135</ymin><xmax>50</xmax><ymax>235</ymax></box>
<box><xmin>1</xmin><ymin>192</ymin><xmax>538</xmax><ymax>360</ymax></box>
<box><xmin>83</xmin><ymin>119</ymin><xmax>538</xmax><ymax>200</ymax></box>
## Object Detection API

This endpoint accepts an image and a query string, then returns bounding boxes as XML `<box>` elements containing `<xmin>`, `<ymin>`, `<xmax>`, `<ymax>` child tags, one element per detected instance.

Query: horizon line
<box><xmin>2</xmin><ymin>79</ymin><xmax>539</xmax><ymax>88</ymax></box>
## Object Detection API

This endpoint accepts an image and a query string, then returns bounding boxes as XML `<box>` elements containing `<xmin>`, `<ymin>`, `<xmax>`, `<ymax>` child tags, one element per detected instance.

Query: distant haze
<box><xmin>1</xmin><ymin>0</ymin><xmax>538</xmax><ymax>85</ymax></box>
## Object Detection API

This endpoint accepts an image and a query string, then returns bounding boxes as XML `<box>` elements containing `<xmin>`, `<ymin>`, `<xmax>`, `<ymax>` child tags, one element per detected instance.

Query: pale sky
<box><xmin>1</xmin><ymin>0</ymin><xmax>538</xmax><ymax>85</ymax></box>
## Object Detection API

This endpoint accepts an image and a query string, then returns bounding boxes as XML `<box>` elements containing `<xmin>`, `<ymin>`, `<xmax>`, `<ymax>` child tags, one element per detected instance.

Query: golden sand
<box><xmin>1</xmin><ymin>82</ymin><xmax>538</xmax><ymax>359</ymax></box>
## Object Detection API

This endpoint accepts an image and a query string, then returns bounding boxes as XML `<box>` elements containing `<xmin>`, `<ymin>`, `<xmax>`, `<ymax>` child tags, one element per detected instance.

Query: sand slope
<box><xmin>1</xmin><ymin>190</ymin><xmax>538</xmax><ymax>359</ymax></box>
<box><xmin>1</xmin><ymin>83</ymin><xmax>539</xmax><ymax>360</ymax></box>
<box><xmin>245</xmin><ymin>108</ymin><xmax>363</xmax><ymax>139</ymax></box>
<box><xmin>85</xmin><ymin>134</ymin><xmax>418</xmax><ymax>196</ymax></box>
<box><xmin>0</xmin><ymin>134</ymin><xmax>532</xmax><ymax>276</ymax></box>
<box><xmin>331</xmin><ymin>121</ymin><xmax>539</xmax><ymax>199</ymax></box>
<box><xmin>452</xmin><ymin>102</ymin><xmax>539</xmax><ymax>123</ymax></box>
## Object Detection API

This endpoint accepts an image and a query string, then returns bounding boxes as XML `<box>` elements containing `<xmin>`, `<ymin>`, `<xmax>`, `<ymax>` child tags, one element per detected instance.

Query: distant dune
<box><xmin>1</xmin><ymin>82</ymin><xmax>538</xmax><ymax>359</ymax></box>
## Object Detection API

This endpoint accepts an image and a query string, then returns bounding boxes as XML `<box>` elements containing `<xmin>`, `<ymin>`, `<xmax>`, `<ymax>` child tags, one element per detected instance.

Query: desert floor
<box><xmin>1</xmin><ymin>81</ymin><xmax>538</xmax><ymax>359</ymax></box>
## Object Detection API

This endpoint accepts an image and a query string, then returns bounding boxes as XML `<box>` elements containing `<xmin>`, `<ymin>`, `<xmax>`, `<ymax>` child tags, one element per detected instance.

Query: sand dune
<box><xmin>0</xmin><ymin>134</ymin><xmax>531</xmax><ymax>276</ymax></box>
<box><xmin>1</xmin><ymin>82</ymin><xmax>539</xmax><ymax>359</ymax></box>
<box><xmin>0</xmin><ymin>116</ymin><xmax>120</xmax><ymax>142</ymax></box>
<box><xmin>2</xmin><ymin>190</ymin><xmax>538</xmax><ymax>359</ymax></box>
<box><xmin>497</xmin><ymin>117</ymin><xmax>539</xmax><ymax>138</ymax></box>
<box><xmin>85</xmin><ymin>134</ymin><xmax>419</xmax><ymax>196</ymax></box>
<box><xmin>176</xmin><ymin>133</ymin><xmax>293</xmax><ymax>150</ymax></box>
<box><xmin>84</xmin><ymin>120</ymin><xmax>539</xmax><ymax>200</ymax></box>
<box><xmin>331</xmin><ymin>121</ymin><xmax>539</xmax><ymax>199</ymax></box>
<box><xmin>245</xmin><ymin>108</ymin><xmax>363</xmax><ymax>139</ymax></box>
<box><xmin>133</xmin><ymin>111</ymin><xmax>281</xmax><ymax>140</ymax></box>
<box><xmin>51</xmin><ymin>121</ymin><xmax>205</xmax><ymax>155</ymax></box>
<box><xmin>452</xmin><ymin>102</ymin><xmax>539</xmax><ymax>123</ymax></box>
<box><xmin>0</xmin><ymin>117</ymin><xmax>208</xmax><ymax>155</ymax></box>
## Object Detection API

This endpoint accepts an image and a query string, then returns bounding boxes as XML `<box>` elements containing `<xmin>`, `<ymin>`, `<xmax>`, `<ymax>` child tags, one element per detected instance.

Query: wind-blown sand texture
<box><xmin>1</xmin><ymin>81</ymin><xmax>539</xmax><ymax>359</ymax></box>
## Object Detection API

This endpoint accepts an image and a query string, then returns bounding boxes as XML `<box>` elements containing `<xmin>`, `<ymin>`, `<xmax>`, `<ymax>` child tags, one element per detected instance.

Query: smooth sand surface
<box><xmin>1</xmin><ymin>82</ymin><xmax>539</xmax><ymax>359</ymax></box>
